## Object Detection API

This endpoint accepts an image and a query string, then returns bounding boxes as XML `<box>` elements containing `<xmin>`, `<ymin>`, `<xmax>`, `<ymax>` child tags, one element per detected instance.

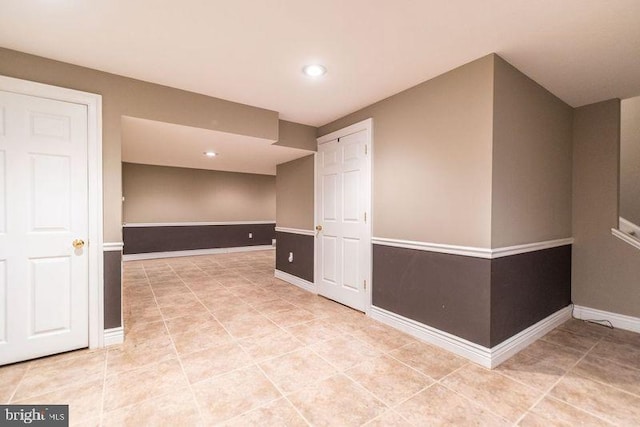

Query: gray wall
<box><xmin>122</xmin><ymin>162</ymin><xmax>275</xmax><ymax>223</ymax></box>
<box><xmin>319</xmin><ymin>54</ymin><xmax>575</xmax><ymax>249</ymax></box>
<box><xmin>277</xmin><ymin>121</ymin><xmax>317</xmax><ymax>151</ymax></box>
<box><xmin>275</xmin><ymin>151</ymin><xmax>315</xmax><ymax>282</ymax></box>
<box><xmin>491</xmin><ymin>57</ymin><xmax>573</xmax><ymax>247</ymax></box>
<box><xmin>103</xmin><ymin>251</ymin><xmax>122</xmax><ymax>329</ymax></box>
<box><xmin>275</xmin><ymin>232</ymin><xmax>314</xmax><ymax>282</ymax></box>
<box><xmin>319</xmin><ymin>55</ymin><xmax>495</xmax><ymax>248</ymax></box>
<box><xmin>123</xmin><ymin>224</ymin><xmax>275</xmax><ymax>254</ymax></box>
<box><xmin>321</xmin><ymin>54</ymin><xmax>574</xmax><ymax>348</ymax></box>
<box><xmin>373</xmin><ymin>244</ymin><xmax>572</xmax><ymax>347</ymax></box>
<box><xmin>276</xmin><ymin>155</ymin><xmax>315</xmax><ymax>230</ymax></box>
<box><xmin>572</xmin><ymin>99</ymin><xmax>640</xmax><ymax>317</ymax></box>
<box><xmin>373</xmin><ymin>245</ymin><xmax>492</xmax><ymax>346</ymax></box>
<box><xmin>0</xmin><ymin>47</ymin><xmax>281</xmax><ymax>243</ymax></box>
<box><xmin>620</xmin><ymin>96</ymin><xmax>640</xmax><ymax>226</ymax></box>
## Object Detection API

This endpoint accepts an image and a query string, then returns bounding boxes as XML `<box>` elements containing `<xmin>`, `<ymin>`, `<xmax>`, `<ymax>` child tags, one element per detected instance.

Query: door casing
<box><xmin>0</xmin><ymin>75</ymin><xmax>104</xmax><ymax>349</ymax></box>
<box><xmin>315</xmin><ymin>118</ymin><xmax>373</xmax><ymax>314</ymax></box>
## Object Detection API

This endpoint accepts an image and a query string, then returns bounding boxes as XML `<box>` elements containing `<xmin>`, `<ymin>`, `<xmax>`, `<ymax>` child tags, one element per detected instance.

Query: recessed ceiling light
<box><xmin>203</xmin><ymin>151</ymin><xmax>217</xmax><ymax>157</ymax></box>
<box><xmin>303</xmin><ymin>64</ymin><xmax>327</xmax><ymax>77</ymax></box>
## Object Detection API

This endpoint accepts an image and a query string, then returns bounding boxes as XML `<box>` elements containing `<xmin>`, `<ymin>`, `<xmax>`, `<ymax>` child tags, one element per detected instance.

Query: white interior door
<box><xmin>0</xmin><ymin>90</ymin><xmax>89</xmax><ymax>365</ymax></box>
<box><xmin>316</xmin><ymin>127</ymin><xmax>371</xmax><ymax>312</ymax></box>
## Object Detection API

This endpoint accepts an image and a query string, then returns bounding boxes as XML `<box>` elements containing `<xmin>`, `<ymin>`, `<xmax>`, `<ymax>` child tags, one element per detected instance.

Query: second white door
<box><xmin>316</xmin><ymin>127</ymin><xmax>371</xmax><ymax>312</ymax></box>
<box><xmin>0</xmin><ymin>89</ymin><xmax>90</xmax><ymax>365</ymax></box>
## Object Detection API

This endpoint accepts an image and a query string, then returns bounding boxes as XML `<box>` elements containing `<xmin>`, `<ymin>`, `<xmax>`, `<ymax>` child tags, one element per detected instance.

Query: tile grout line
<box><xmin>191</xmin><ymin>253</ymin><xmax>492</xmax><ymax>426</ymax></box>
<box><xmin>7</xmin><ymin>351</ymin><xmax>108</xmax><ymax>404</ymax></box>
<box><xmin>146</xmin><ymin>262</ymin><xmax>207</xmax><ymax>425</ymax></box>
<box><xmin>6</xmin><ymin>361</ymin><xmax>32</xmax><ymax>403</ymax></box>
<box><xmin>400</xmin><ymin>362</ymin><xmax>513</xmax><ymax>424</ymax></box>
<box><xmin>512</xmin><ymin>333</ymin><xmax>613</xmax><ymax>426</ymax></box>
<box><xmin>252</xmin><ymin>362</ymin><xmax>314</xmax><ymax>427</ymax></box>
<box><xmin>332</xmin><ymin>348</ymin><xmax>435</xmax><ymax>407</ymax></box>
<box><xmin>120</xmin><ymin>254</ymin><xmax>635</xmax><ymax>426</ymax></box>
<box><xmin>103</xmin><ymin>291</ymin><xmax>192</xmax><ymax>418</ymax></box>
<box><xmin>169</xmin><ymin>266</ymin><xmax>327</xmax><ymax>367</ymax></box>
<box><xmin>168</xmin><ymin>254</ymin><xmax>309</xmax><ymax>425</ymax></box>
<box><xmin>304</xmin><ymin>345</ymin><xmax>395</xmax><ymax>423</ymax></box>
<box><xmin>382</xmin><ymin>343</ymin><xmax>463</xmax><ymax>383</ymax></box>
<box><xmin>362</xmin><ymin>408</ymin><xmax>418</xmax><ymax>427</ymax></box>
<box><xmin>130</xmin><ymin>256</ymin><xmax>367</xmax><ymax>424</ymax></box>
<box><xmin>569</xmin><ymin>359</ymin><xmax>640</xmax><ymax>399</ymax></box>
<box><xmin>554</xmin><ymin>337</ymin><xmax>638</xmax><ymax>424</ymax></box>
<box><xmin>435</xmin><ymin>380</ymin><xmax>513</xmax><ymax>424</ymax></box>
<box><xmin>192</xmin><ymin>261</ymin><xmax>310</xmax><ymax>339</ymax></box>
<box><xmin>97</xmin><ymin>345</ymin><xmax>109</xmax><ymax>426</ymax></box>
<box><xmin>162</xmin><ymin>256</ymin><xmax>314</xmax><ymax>427</ymax></box>
<box><xmin>176</xmin><ymin>254</ymin><xmax>386</xmax><ymax>426</ymax></box>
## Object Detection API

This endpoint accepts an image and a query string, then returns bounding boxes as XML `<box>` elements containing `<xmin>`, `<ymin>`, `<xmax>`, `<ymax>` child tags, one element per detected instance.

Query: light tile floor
<box><xmin>2</xmin><ymin>250</ymin><xmax>640</xmax><ymax>426</ymax></box>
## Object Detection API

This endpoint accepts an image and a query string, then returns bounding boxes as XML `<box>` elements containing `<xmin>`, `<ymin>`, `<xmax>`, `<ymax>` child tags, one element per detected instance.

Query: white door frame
<box><xmin>0</xmin><ymin>75</ymin><xmax>104</xmax><ymax>348</ymax></box>
<box><xmin>315</xmin><ymin>118</ymin><xmax>373</xmax><ymax>314</ymax></box>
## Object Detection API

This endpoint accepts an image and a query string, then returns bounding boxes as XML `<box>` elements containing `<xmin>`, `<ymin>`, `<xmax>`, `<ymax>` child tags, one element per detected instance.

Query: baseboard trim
<box><xmin>573</xmin><ymin>305</ymin><xmax>640</xmax><ymax>333</ymax></box>
<box><xmin>371</xmin><ymin>237</ymin><xmax>573</xmax><ymax>259</ymax></box>
<box><xmin>123</xmin><ymin>245</ymin><xmax>274</xmax><ymax>261</ymax></box>
<box><xmin>619</xmin><ymin>217</ymin><xmax>640</xmax><ymax>238</ymax></box>
<box><xmin>611</xmin><ymin>228</ymin><xmax>640</xmax><ymax>251</ymax></box>
<box><xmin>103</xmin><ymin>327</ymin><xmax>124</xmax><ymax>346</ymax></box>
<box><xmin>274</xmin><ymin>269</ymin><xmax>316</xmax><ymax>294</ymax></box>
<box><xmin>370</xmin><ymin>306</ymin><xmax>492</xmax><ymax>367</ymax></box>
<box><xmin>490</xmin><ymin>305</ymin><xmax>573</xmax><ymax>367</ymax></box>
<box><xmin>369</xmin><ymin>305</ymin><xmax>572</xmax><ymax>368</ymax></box>
<box><xmin>275</xmin><ymin>227</ymin><xmax>315</xmax><ymax>236</ymax></box>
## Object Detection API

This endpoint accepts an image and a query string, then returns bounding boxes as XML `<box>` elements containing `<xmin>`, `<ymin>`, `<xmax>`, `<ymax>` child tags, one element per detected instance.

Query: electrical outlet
<box><xmin>249</xmin><ymin>233</ymin><xmax>253</xmax><ymax>239</ymax></box>
<box><xmin>288</xmin><ymin>252</ymin><xmax>294</xmax><ymax>263</ymax></box>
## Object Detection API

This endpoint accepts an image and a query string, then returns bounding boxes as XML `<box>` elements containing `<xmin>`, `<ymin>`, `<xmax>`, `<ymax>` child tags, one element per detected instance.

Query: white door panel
<box><xmin>342</xmin><ymin>238</ymin><xmax>360</xmax><ymax>290</ymax></box>
<box><xmin>30</xmin><ymin>256</ymin><xmax>72</xmax><ymax>336</ymax></box>
<box><xmin>316</xmin><ymin>127</ymin><xmax>371</xmax><ymax>311</ymax></box>
<box><xmin>322</xmin><ymin>174</ymin><xmax>338</xmax><ymax>221</ymax></box>
<box><xmin>30</xmin><ymin>112</ymin><xmax>72</xmax><ymax>141</ymax></box>
<box><xmin>0</xmin><ymin>259</ymin><xmax>6</xmax><ymax>343</ymax></box>
<box><xmin>0</xmin><ymin>150</ymin><xmax>5</xmax><ymax>235</ymax></box>
<box><xmin>31</xmin><ymin>154</ymin><xmax>72</xmax><ymax>231</ymax></box>
<box><xmin>0</xmin><ymin>90</ymin><xmax>89</xmax><ymax>365</ymax></box>
<box><xmin>342</xmin><ymin>169</ymin><xmax>360</xmax><ymax>222</ymax></box>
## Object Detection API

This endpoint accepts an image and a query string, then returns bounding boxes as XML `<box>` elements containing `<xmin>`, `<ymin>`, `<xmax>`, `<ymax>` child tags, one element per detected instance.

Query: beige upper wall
<box><xmin>123</xmin><ymin>163</ymin><xmax>275</xmax><ymax>223</ymax></box>
<box><xmin>0</xmin><ymin>47</ymin><xmax>281</xmax><ymax>242</ymax></box>
<box><xmin>572</xmin><ymin>99</ymin><xmax>640</xmax><ymax>317</ymax></box>
<box><xmin>318</xmin><ymin>55</ymin><xmax>495</xmax><ymax>247</ymax></box>
<box><xmin>276</xmin><ymin>155</ymin><xmax>315</xmax><ymax>230</ymax></box>
<box><xmin>276</xmin><ymin>120</ymin><xmax>317</xmax><ymax>151</ymax></box>
<box><xmin>620</xmin><ymin>96</ymin><xmax>640</xmax><ymax>226</ymax></box>
<box><xmin>491</xmin><ymin>56</ymin><xmax>573</xmax><ymax>247</ymax></box>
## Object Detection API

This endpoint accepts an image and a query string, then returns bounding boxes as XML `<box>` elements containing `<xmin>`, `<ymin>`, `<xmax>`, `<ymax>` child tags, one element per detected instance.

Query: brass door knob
<box><xmin>315</xmin><ymin>225</ymin><xmax>323</xmax><ymax>231</ymax></box>
<box><xmin>72</xmin><ymin>239</ymin><xmax>85</xmax><ymax>249</ymax></box>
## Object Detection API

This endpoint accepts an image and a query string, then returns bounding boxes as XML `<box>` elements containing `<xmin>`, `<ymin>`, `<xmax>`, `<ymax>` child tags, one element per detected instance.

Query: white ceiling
<box><xmin>1</xmin><ymin>1</ymin><xmax>639</xmax><ymax>126</ymax></box>
<box><xmin>121</xmin><ymin>117</ymin><xmax>312</xmax><ymax>175</ymax></box>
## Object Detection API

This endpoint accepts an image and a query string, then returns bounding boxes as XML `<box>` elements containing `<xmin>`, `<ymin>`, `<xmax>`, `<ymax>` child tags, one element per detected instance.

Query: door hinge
<box><xmin>364</xmin><ymin>212</ymin><xmax>367</xmax><ymax>223</ymax></box>
<box><xmin>365</xmin><ymin>144</ymin><xmax>368</xmax><ymax>155</ymax></box>
<box><xmin>364</xmin><ymin>280</ymin><xmax>367</xmax><ymax>290</ymax></box>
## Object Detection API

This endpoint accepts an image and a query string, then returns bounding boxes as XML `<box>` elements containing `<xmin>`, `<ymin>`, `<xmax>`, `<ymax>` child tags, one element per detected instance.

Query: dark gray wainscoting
<box><xmin>104</xmin><ymin>250</ymin><xmax>122</xmax><ymax>329</ymax></box>
<box><xmin>373</xmin><ymin>245</ymin><xmax>492</xmax><ymax>346</ymax></box>
<box><xmin>123</xmin><ymin>223</ymin><xmax>275</xmax><ymax>254</ymax></box>
<box><xmin>372</xmin><ymin>243</ymin><xmax>572</xmax><ymax>348</ymax></box>
<box><xmin>490</xmin><ymin>245</ymin><xmax>572</xmax><ymax>346</ymax></box>
<box><xmin>275</xmin><ymin>231</ymin><xmax>314</xmax><ymax>283</ymax></box>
